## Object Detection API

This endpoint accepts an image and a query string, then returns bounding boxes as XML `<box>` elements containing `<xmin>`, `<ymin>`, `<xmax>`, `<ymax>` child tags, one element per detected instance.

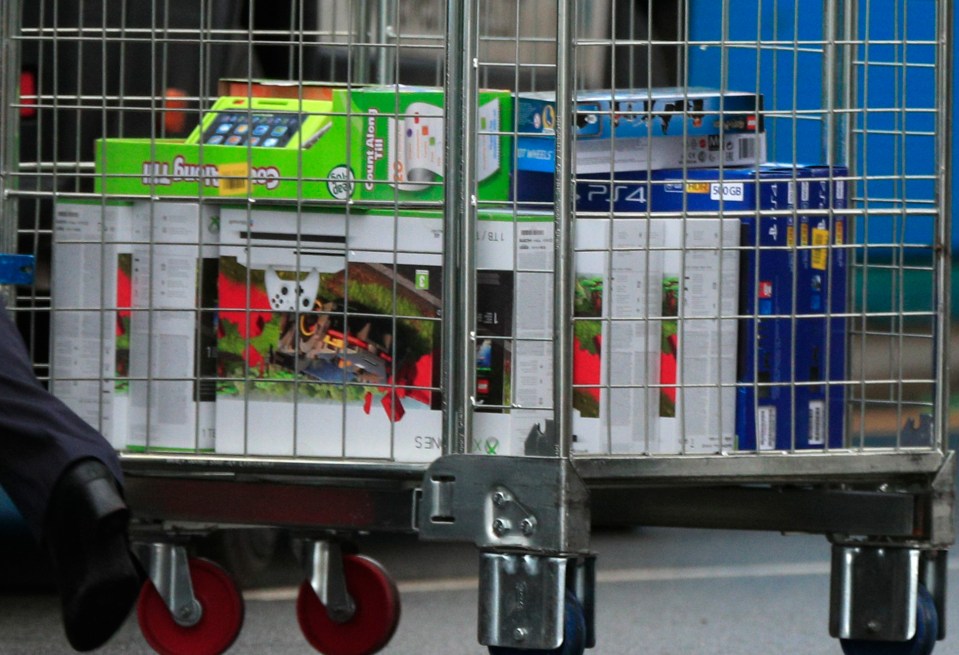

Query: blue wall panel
<box><xmin>686</xmin><ymin>0</ymin><xmax>947</xmax><ymax>249</ymax></box>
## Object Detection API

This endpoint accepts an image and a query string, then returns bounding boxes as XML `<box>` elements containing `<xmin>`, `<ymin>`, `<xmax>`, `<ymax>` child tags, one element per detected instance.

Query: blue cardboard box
<box><xmin>793</xmin><ymin>167</ymin><xmax>848</xmax><ymax>449</ymax></box>
<box><xmin>647</xmin><ymin>165</ymin><xmax>847</xmax><ymax>450</ymax></box>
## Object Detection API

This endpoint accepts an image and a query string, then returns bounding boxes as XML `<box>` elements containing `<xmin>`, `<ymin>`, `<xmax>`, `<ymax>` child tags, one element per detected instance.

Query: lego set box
<box><xmin>513</xmin><ymin>88</ymin><xmax>766</xmax><ymax>207</ymax></box>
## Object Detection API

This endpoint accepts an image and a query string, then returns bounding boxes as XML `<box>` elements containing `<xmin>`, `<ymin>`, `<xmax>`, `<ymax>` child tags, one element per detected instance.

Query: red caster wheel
<box><xmin>297</xmin><ymin>554</ymin><xmax>401</xmax><ymax>655</ymax></box>
<box><xmin>137</xmin><ymin>557</ymin><xmax>244</xmax><ymax>655</ymax></box>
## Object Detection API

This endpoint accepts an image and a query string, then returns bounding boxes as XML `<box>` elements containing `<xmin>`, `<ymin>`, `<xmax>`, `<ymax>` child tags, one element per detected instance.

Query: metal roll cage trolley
<box><xmin>0</xmin><ymin>0</ymin><xmax>954</xmax><ymax>653</ymax></box>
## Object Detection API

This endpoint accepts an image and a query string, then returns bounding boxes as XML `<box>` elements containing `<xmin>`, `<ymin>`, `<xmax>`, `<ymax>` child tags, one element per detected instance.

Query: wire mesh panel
<box><xmin>552</xmin><ymin>0</ymin><xmax>950</xmax><ymax>464</ymax></box>
<box><xmin>0</xmin><ymin>0</ymin><xmax>951</xmax><ymax>473</ymax></box>
<box><xmin>1</xmin><ymin>5</ymin><xmax>953</xmax><ymax>654</ymax></box>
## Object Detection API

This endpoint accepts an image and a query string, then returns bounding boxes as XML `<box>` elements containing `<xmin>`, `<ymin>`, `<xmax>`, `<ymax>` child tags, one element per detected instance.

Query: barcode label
<box><xmin>758</xmin><ymin>406</ymin><xmax>777</xmax><ymax>450</ymax></box>
<box><xmin>218</xmin><ymin>163</ymin><xmax>250</xmax><ymax>196</ymax></box>
<box><xmin>808</xmin><ymin>400</ymin><xmax>825</xmax><ymax>445</ymax></box>
<box><xmin>738</xmin><ymin>135</ymin><xmax>756</xmax><ymax>161</ymax></box>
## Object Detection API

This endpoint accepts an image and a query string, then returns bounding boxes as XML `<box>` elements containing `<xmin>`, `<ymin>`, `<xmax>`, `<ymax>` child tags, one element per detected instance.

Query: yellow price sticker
<box><xmin>811</xmin><ymin>228</ymin><xmax>830</xmax><ymax>270</ymax></box>
<box><xmin>218</xmin><ymin>162</ymin><xmax>250</xmax><ymax>196</ymax></box>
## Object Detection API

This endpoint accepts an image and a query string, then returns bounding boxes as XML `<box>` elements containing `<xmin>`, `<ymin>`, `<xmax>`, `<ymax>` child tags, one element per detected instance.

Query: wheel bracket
<box><xmin>134</xmin><ymin>542</ymin><xmax>203</xmax><ymax>628</ymax></box>
<box><xmin>301</xmin><ymin>539</ymin><xmax>357</xmax><ymax>624</ymax></box>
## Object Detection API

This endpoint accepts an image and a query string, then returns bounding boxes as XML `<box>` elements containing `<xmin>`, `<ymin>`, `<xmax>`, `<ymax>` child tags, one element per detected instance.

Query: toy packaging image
<box><xmin>96</xmin><ymin>95</ymin><xmax>347</xmax><ymax>202</ymax></box>
<box><xmin>517</xmin><ymin>87</ymin><xmax>764</xmax><ymax>143</ymax></box>
<box><xmin>95</xmin><ymin>86</ymin><xmax>513</xmax><ymax>204</ymax></box>
<box><xmin>51</xmin><ymin>200</ymin><xmax>136</xmax><ymax>449</ymax></box>
<box><xmin>338</xmin><ymin>85</ymin><xmax>513</xmax><ymax>202</ymax></box>
<box><xmin>185</xmin><ymin>96</ymin><xmax>334</xmax><ymax>149</ymax></box>
<box><xmin>215</xmin><ymin>206</ymin><xmax>444</xmax><ymax>460</ymax></box>
<box><xmin>127</xmin><ymin>201</ymin><xmax>219</xmax><ymax>452</ymax></box>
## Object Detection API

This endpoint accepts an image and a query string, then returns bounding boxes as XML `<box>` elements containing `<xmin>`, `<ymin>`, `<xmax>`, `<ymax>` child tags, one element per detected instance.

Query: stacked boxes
<box><xmin>62</xmin><ymin>83</ymin><xmax>848</xmax><ymax>457</ymax></box>
<box><xmin>570</xmin><ymin>215</ymin><xmax>740</xmax><ymax>454</ymax></box>
<box><xmin>646</xmin><ymin>165</ymin><xmax>848</xmax><ymax>450</ymax></box>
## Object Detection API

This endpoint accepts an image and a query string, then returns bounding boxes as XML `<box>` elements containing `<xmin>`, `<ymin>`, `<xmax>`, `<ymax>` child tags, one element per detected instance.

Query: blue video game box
<box><xmin>792</xmin><ymin>167</ymin><xmax>848</xmax><ymax>450</ymax></box>
<box><xmin>646</xmin><ymin>165</ymin><xmax>847</xmax><ymax>450</ymax></box>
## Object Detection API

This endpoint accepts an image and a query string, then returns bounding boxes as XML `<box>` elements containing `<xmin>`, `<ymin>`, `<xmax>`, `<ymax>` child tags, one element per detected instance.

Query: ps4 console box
<box><xmin>51</xmin><ymin>200</ymin><xmax>134</xmax><ymax>449</ymax></box>
<box><xmin>127</xmin><ymin>201</ymin><xmax>219</xmax><ymax>452</ymax></box>
<box><xmin>793</xmin><ymin>167</ymin><xmax>848</xmax><ymax>449</ymax></box>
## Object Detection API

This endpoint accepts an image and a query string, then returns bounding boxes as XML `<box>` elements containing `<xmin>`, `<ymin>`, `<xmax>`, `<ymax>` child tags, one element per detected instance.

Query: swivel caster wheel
<box><xmin>840</xmin><ymin>585</ymin><xmax>939</xmax><ymax>655</ymax></box>
<box><xmin>488</xmin><ymin>591</ymin><xmax>588</xmax><ymax>655</ymax></box>
<box><xmin>297</xmin><ymin>554</ymin><xmax>401</xmax><ymax>655</ymax></box>
<box><xmin>137</xmin><ymin>557</ymin><xmax>244</xmax><ymax>655</ymax></box>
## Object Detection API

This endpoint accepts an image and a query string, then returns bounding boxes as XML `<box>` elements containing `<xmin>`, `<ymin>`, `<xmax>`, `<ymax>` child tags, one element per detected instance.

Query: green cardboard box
<box><xmin>337</xmin><ymin>85</ymin><xmax>513</xmax><ymax>202</ymax></box>
<box><xmin>95</xmin><ymin>86</ymin><xmax>513</xmax><ymax>203</ymax></box>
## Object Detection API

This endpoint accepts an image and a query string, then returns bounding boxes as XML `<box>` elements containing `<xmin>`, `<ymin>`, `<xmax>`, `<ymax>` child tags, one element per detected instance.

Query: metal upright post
<box><xmin>441</xmin><ymin>0</ymin><xmax>479</xmax><ymax>456</ymax></box>
<box><xmin>553</xmin><ymin>0</ymin><xmax>577</xmax><ymax>460</ymax></box>
<box><xmin>0</xmin><ymin>0</ymin><xmax>23</xmax><ymax>305</ymax></box>
<box><xmin>420</xmin><ymin>0</ymin><xmax>594</xmax><ymax>650</ymax></box>
<box><xmin>822</xmin><ymin>0</ymin><xmax>852</xmax><ymax>168</ymax></box>
<box><xmin>935</xmin><ymin>0</ymin><xmax>953</xmax><ymax>462</ymax></box>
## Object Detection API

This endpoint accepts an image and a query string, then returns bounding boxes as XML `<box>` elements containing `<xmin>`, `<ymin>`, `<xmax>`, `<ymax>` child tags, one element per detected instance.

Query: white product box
<box><xmin>215</xmin><ymin>207</ymin><xmax>558</xmax><ymax>462</ymax></box>
<box><xmin>657</xmin><ymin>218</ymin><xmax>739</xmax><ymax>453</ymax></box>
<box><xmin>213</xmin><ymin>206</ymin><xmax>739</xmax><ymax>460</ymax></box>
<box><xmin>574</xmin><ymin>132</ymin><xmax>766</xmax><ymax>175</ymax></box>
<box><xmin>51</xmin><ymin>201</ymin><xmax>135</xmax><ymax>449</ymax></box>
<box><xmin>215</xmin><ymin>207</ymin><xmax>446</xmax><ymax>461</ymax></box>
<box><xmin>568</xmin><ymin>216</ymin><xmax>739</xmax><ymax>455</ymax></box>
<box><xmin>128</xmin><ymin>201</ymin><xmax>219</xmax><ymax>451</ymax></box>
